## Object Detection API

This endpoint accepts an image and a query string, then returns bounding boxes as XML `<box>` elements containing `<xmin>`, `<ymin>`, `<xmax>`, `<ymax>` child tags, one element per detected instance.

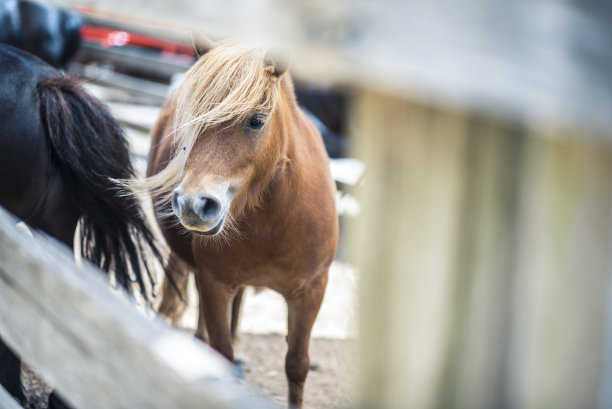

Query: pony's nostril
<box><xmin>171</xmin><ymin>191</ymin><xmax>181</xmax><ymax>216</ymax></box>
<box><xmin>194</xmin><ymin>196</ymin><xmax>221</xmax><ymax>221</ymax></box>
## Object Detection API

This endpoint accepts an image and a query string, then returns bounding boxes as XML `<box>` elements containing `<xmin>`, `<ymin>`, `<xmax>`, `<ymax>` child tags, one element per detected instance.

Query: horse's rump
<box><xmin>37</xmin><ymin>75</ymin><xmax>164</xmax><ymax>297</ymax></box>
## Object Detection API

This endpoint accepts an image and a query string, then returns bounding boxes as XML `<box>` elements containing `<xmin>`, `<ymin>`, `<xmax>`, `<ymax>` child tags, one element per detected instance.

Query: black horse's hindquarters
<box><xmin>0</xmin><ymin>44</ymin><xmax>165</xmax><ymax>297</ymax></box>
<box><xmin>0</xmin><ymin>46</ymin><xmax>56</xmax><ymax>220</ymax></box>
<box><xmin>0</xmin><ymin>46</ymin><xmax>54</xmax><ymax>407</ymax></box>
<box><xmin>0</xmin><ymin>44</ymin><xmax>172</xmax><ymax>408</ymax></box>
<box><xmin>0</xmin><ymin>45</ymin><xmax>81</xmax><ymax>409</ymax></box>
<box><xmin>0</xmin><ymin>49</ymin><xmax>80</xmax><ymax>247</ymax></box>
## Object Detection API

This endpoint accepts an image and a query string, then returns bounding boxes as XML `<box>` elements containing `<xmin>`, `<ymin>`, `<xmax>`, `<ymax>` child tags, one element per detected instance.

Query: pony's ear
<box><xmin>191</xmin><ymin>31</ymin><xmax>216</xmax><ymax>57</ymax></box>
<box><xmin>264</xmin><ymin>52</ymin><xmax>288</xmax><ymax>78</ymax></box>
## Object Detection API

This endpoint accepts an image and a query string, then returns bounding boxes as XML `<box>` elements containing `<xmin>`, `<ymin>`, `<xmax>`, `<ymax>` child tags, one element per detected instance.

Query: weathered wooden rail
<box><xmin>6</xmin><ymin>0</ymin><xmax>612</xmax><ymax>408</ymax></box>
<box><xmin>0</xmin><ymin>207</ymin><xmax>271</xmax><ymax>409</ymax></box>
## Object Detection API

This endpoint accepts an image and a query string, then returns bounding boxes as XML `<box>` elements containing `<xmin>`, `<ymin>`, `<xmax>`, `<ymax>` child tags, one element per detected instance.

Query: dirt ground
<box><xmin>237</xmin><ymin>334</ymin><xmax>356</xmax><ymax>409</ymax></box>
<box><xmin>19</xmin><ymin>262</ymin><xmax>358</xmax><ymax>409</ymax></box>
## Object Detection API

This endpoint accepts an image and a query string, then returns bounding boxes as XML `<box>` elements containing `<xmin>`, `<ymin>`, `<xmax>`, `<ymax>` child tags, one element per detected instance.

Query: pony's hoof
<box><xmin>232</xmin><ymin>359</ymin><xmax>245</xmax><ymax>379</ymax></box>
<box><xmin>309</xmin><ymin>361</ymin><xmax>320</xmax><ymax>371</ymax></box>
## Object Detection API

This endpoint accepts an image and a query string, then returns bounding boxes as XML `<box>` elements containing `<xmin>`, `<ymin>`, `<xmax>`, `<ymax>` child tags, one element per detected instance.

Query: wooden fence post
<box><xmin>351</xmin><ymin>90</ymin><xmax>612</xmax><ymax>409</ymax></box>
<box><xmin>506</xmin><ymin>135</ymin><xmax>612</xmax><ymax>409</ymax></box>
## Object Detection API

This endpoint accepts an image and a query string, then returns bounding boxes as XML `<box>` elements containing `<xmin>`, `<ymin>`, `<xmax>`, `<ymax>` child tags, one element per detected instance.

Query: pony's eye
<box><xmin>246</xmin><ymin>114</ymin><xmax>266</xmax><ymax>130</ymax></box>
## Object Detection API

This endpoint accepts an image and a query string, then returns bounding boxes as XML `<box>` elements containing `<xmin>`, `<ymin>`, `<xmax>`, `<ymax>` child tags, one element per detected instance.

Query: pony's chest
<box><xmin>194</xmin><ymin>230</ymin><xmax>321</xmax><ymax>288</ymax></box>
<box><xmin>193</xmin><ymin>196</ymin><xmax>335</xmax><ymax>290</ymax></box>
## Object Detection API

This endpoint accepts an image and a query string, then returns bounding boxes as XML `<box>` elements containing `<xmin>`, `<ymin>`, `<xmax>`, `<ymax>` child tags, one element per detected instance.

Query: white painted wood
<box><xmin>0</xmin><ymin>207</ymin><xmax>271</xmax><ymax>409</ymax></box>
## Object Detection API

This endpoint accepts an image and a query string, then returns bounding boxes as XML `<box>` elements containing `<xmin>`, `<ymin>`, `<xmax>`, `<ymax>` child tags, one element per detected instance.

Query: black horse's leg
<box><xmin>0</xmin><ymin>338</ymin><xmax>25</xmax><ymax>404</ymax></box>
<box><xmin>27</xmin><ymin>179</ymin><xmax>79</xmax><ymax>409</ymax></box>
<box><xmin>48</xmin><ymin>391</ymin><xmax>73</xmax><ymax>409</ymax></box>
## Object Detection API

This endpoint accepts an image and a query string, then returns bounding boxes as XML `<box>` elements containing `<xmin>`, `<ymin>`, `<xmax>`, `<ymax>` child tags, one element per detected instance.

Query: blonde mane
<box><xmin>130</xmin><ymin>40</ymin><xmax>282</xmax><ymax>204</ymax></box>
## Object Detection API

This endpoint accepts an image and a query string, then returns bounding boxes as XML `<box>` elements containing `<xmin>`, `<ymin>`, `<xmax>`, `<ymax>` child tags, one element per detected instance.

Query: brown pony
<box><xmin>139</xmin><ymin>40</ymin><xmax>338</xmax><ymax>408</ymax></box>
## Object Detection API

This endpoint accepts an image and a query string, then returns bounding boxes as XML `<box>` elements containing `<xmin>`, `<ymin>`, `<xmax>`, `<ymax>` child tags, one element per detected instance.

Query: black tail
<box><xmin>37</xmin><ymin>76</ymin><xmax>163</xmax><ymax>299</ymax></box>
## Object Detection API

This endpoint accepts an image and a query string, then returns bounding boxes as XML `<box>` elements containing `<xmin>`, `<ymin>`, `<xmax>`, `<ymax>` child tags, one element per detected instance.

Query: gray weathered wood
<box><xmin>504</xmin><ymin>135</ymin><xmax>612</xmax><ymax>409</ymax></box>
<box><xmin>53</xmin><ymin>0</ymin><xmax>612</xmax><ymax>135</ymax></box>
<box><xmin>351</xmin><ymin>90</ymin><xmax>612</xmax><ymax>409</ymax></box>
<box><xmin>70</xmin><ymin>61</ymin><xmax>170</xmax><ymax>103</ymax></box>
<box><xmin>351</xmin><ymin>94</ymin><xmax>471</xmax><ymax>409</ymax></box>
<box><xmin>0</xmin><ymin>207</ymin><xmax>271</xmax><ymax>409</ymax></box>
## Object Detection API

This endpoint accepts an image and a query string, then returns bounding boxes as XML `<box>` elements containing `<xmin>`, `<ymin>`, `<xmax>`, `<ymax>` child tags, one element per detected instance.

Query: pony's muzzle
<box><xmin>171</xmin><ymin>188</ymin><xmax>225</xmax><ymax>234</ymax></box>
<box><xmin>193</xmin><ymin>196</ymin><xmax>221</xmax><ymax>221</ymax></box>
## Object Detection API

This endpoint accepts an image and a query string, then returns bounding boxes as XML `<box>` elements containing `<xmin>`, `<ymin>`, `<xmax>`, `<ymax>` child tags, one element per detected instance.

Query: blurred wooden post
<box><xmin>351</xmin><ymin>94</ymin><xmax>471</xmax><ymax>409</ymax></box>
<box><xmin>507</xmin><ymin>135</ymin><xmax>612</xmax><ymax>409</ymax></box>
<box><xmin>351</xmin><ymin>90</ymin><xmax>612</xmax><ymax>409</ymax></box>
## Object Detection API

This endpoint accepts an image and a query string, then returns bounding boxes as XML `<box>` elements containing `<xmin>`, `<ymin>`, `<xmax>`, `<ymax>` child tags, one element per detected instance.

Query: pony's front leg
<box><xmin>285</xmin><ymin>276</ymin><xmax>327</xmax><ymax>409</ymax></box>
<box><xmin>196</xmin><ymin>272</ymin><xmax>235</xmax><ymax>362</ymax></box>
<box><xmin>193</xmin><ymin>283</ymin><xmax>244</xmax><ymax>344</ymax></box>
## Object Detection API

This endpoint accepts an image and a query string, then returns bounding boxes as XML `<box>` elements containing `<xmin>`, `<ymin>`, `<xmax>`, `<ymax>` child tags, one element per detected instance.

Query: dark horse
<box><xmin>0</xmin><ymin>0</ymin><xmax>82</xmax><ymax>68</ymax></box>
<box><xmin>0</xmin><ymin>44</ymin><xmax>165</xmax><ymax>408</ymax></box>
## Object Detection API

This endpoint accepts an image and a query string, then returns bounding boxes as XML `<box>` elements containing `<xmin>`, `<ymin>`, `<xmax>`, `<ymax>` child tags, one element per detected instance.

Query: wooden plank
<box><xmin>0</xmin><ymin>207</ymin><xmax>271</xmax><ymax>409</ymax></box>
<box><xmin>506</xmin><ymin>135</ymin><xmax>612</xmax><ymax>409</ymax></box>
<box><xmin>105</xmin><ymin>102</ymin><xmax>161</xmax><ymax>132</ymax></box>
<box><xmin>52</xmin><ymin>0</ymin><xmax>612</xmax><ymax>135</ymax></box>
<box><xmin>351</xmin><ymin>90</ymin><xmax>612</xmax><ymax>409</ymax></box>
<box><xmin>350</xmin><ymin>92</ymin><xmax>470</xmax><ymax>409</ymax></box>
<box><xmin>70</xmin><ymin>62</ymin><xmax>170</xmax><ymax>103</ymax></box>
<box><xmin>74</xmin><ymin>43</ymin><xmax>190</xmax><ymax>83</ymax></box>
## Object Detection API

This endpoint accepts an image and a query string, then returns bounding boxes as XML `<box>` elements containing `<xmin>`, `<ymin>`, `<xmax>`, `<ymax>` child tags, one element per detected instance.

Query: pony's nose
<box><xmin>193</xmin><ymin>195</ymin><xmax>221</xmax><ymax>222</ymax></box>
<box><xmin>171</xmin><ymin>189</ymin><xmax>190</xmax><ymax>218</ymax></box>
<box><xmin>172</xmin><ymin>189</ymin><xmax>223</xmax><ymax>227</ymax></box>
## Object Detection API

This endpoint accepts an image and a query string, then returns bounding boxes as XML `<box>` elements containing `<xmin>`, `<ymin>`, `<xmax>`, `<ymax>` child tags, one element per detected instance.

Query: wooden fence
<box><xmin>0</xmin><ymin>207</ymin><xmax>271</xmax><ymax>409</ymax></box>
<box><xmin>5</xmin><ymin>0</ymin><xmax>612</xmax><ymax>408</ymax></box>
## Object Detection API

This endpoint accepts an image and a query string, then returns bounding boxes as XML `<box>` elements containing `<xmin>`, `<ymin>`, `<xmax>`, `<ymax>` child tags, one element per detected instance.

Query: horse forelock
<box><xmin>175</xmin><ymin>41</ymin><xmax>280</xmax><ymax>138</ymax></box>
<box><xmin>135</xmin><ymin>41</ymin><xmax>283</xmax><ymax>205</ymax></box>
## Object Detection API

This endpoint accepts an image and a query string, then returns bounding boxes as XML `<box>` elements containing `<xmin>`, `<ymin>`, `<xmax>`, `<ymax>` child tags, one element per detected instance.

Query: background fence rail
<box><xmin>53</xmin><ymin>0</ymin><xmax>612</xmax><ymax>134</ymax></box>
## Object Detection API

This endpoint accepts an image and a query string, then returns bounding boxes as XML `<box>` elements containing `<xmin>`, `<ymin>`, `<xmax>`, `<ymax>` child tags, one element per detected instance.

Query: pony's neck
<box><xmin>269</xmin><ymin>74</ymin><xmax>314</xmax><ymax>197</ymax></box>
<box><xmin>276</xmin><ymin>75</ymin><xmax>300</xmax><ymax>171</ymax></box>
<box><xmin>279</xmin><ymin>74</ymin><xmax>297</xmax><ymax>103</ymax></box>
